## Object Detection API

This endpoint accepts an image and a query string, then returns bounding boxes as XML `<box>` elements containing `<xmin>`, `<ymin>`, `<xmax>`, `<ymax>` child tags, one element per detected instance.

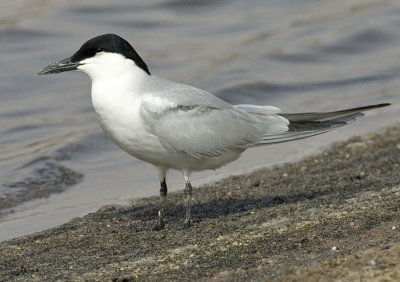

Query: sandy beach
<box><xmin>2</xmin><ymin>0</ymin><xmax>400</xmax><ymax>242</ymax></box>
<box><xmin>1</xmin><ymin>124</ymin><xmax>399</xmax><ymax>281</ymax></box>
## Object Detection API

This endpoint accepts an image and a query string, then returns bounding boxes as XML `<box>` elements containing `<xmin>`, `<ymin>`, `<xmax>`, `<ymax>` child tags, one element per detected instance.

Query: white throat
<box><xmin>77</xmin><ymin>52</ymin><xmax>149</xmax><ymax>90</ymax></box>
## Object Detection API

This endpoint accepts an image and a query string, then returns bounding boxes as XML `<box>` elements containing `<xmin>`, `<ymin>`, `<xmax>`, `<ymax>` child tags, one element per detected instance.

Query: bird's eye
<box><xmin>97</xmin><ymin>48</ymin><xmax>102</xmax><ymax>52</ymax></box>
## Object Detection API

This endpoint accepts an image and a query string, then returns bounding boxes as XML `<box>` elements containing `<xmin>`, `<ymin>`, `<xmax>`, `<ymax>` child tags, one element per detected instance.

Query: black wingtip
<box><xmin>375</xmin><ymin>103</ymin><xmax>391</xmax><ymax>108</ymax></box>
<box><xmin>350</xmin><ymin>103</ymin><xmax>391</xmax><ymax>112</ymax></box>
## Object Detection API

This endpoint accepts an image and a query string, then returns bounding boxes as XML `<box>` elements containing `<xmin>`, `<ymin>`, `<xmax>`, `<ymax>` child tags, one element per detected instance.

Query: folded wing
<box><xmin>140</xmin><ymin>84</ymin><xmax>289</xmax><ymax>159</ymax></box>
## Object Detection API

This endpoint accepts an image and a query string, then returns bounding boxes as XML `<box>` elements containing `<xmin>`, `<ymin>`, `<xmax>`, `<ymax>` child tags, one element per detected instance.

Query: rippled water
<box><xmin>1</xmin><ymin>0</ymin><xmax>399</xmax><ymax>240</ymax></box>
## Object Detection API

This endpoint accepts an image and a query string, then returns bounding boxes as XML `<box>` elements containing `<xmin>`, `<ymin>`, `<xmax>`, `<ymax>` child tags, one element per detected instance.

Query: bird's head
<box><xmin>37</xmin><ymin>34</ymin><xmax>151</xmax><ymax>79</ymax></box>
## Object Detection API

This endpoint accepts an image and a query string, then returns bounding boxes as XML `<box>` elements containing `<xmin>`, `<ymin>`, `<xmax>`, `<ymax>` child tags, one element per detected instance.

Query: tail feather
<box><xmin>253</xmin><ymin>127</ymin><xmax>337</xmax><ymax>146</ymax></box>
<box><xmin>251</xmin><ymin>103</ymin><xmax>390</xmax><ymax>146</ymax></box>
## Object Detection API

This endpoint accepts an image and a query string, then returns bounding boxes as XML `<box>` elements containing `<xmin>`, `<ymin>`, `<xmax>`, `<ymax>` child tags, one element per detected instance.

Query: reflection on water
<box><xmin>0</xmin><ymin>0</ymin><xmax>399</xmax><ymax>240</ymax></box>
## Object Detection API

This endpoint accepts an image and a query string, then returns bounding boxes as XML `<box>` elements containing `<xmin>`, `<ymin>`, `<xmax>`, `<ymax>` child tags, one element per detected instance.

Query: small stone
<box><xmin>368</xmin><ymin>259</ymin><xmax>376</xmax><ymax>266</ymax></box>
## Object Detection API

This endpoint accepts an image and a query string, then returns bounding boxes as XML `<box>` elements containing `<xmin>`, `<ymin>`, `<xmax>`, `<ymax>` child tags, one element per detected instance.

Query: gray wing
<box><xmin>140</xmin><ymin>83</ymin><xmax>276</xmax><ymax>159</ymax></box>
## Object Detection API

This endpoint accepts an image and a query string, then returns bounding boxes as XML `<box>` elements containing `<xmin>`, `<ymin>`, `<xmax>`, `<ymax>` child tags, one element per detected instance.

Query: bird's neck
<box><xmin>91</xmin><ymin>64</ymin><xmax>150</xmax><ymax>95</ymax></box>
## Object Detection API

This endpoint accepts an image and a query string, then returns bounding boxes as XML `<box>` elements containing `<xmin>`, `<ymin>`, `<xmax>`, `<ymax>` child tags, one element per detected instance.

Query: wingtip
<box><xmin>356</xmin><ymin>103</ymin><xmax>391</xmax><ymax>112</ymax></box>
<box><xmin>371</xmin><ymin>103</ymin><xmax>391</xmax><ymax>108</ymax></box>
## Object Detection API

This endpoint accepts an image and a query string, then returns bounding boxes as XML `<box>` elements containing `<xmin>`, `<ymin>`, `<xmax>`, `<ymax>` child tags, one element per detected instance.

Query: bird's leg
<box><xmin>154</xmin><ymin>168</ymin><xmax>167</xmax><ymax>230</ymax></box>
<box><xmin>182</xmin><ymin>170</ymin><xmax>193</xmax><ymax>228</ymax></box>
<box><xmin>154</xmin><ymin>180</ymin><xmax>167</xmax><ymax>230</ymax></box>
<box><xmin>184</xmin><ymin>179</ymin><xmax>193</xmax><ymax>228</ymax></box>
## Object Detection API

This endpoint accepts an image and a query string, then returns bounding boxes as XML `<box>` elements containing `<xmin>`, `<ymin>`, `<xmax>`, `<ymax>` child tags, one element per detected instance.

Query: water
<box><xmin>1</xmin><ymin>0</ymin><xmax>399</xmax><ymax>241</ymax></box>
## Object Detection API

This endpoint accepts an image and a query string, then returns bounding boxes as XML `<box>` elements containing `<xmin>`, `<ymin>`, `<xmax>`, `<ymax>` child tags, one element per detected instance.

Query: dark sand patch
<box><xmin>1</xmin><ymin>124</ymin><xmax>399</xmax><ymax>281</ymax></box>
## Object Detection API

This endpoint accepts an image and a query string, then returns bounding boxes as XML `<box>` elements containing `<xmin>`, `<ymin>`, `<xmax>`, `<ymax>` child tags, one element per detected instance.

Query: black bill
<box><xmin>37</xmin><ymin>57</ymin><xmax>80</xmax><ymax>75</ymax></box>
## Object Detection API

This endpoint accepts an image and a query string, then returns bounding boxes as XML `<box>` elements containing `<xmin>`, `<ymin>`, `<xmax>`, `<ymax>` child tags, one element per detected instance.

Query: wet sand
<box><xmin>1</xmin><ymin>124</ymin><xmax>399</xmax><ymax>281</ymax></box>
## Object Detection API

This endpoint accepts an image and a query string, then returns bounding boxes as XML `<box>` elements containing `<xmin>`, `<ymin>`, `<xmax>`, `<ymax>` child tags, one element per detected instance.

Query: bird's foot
<box><xmin>153</xmin><ymin>211</ymin><xmax>165</xmax><ymax>231</ymax></box>
<box><xmin>184</xmin><ymin>219</ymin><xmax>192</xmax><ymax>228</ymax></box>
<box><xmin>153</xmin><ymin>219</ymin><xmax>165</xmax><ymax>231</ymax></box>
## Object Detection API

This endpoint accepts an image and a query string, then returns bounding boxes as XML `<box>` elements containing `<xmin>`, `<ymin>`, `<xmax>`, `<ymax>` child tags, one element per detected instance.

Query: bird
<box><xmin>37</xmin><ymin>33</ymin><xmax>390</xmax><ymax>229</ymax></box>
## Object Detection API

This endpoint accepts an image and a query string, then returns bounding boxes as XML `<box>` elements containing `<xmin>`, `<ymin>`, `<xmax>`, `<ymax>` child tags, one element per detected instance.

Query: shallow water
<box><xmin>0</xmin><ymin>0</ymin><xmax>399</xmax><ymax>240</ymax></box>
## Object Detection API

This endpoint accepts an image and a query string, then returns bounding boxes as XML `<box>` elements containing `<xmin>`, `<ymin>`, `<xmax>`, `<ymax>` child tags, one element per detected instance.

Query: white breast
<box><xmin>92</xmin><ymin>87</ymin><xmax>169</xmax><ymax>163</ymax></box>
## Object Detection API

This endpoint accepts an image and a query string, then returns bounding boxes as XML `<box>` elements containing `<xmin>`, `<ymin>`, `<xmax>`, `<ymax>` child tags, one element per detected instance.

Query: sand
<box><xmin>1</xmin><ymin>124</ymin><xmax>400</xmax><ymax>281</ymax></box>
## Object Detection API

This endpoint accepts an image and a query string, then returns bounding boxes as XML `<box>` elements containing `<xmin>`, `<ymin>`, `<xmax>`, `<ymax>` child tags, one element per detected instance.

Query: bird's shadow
<box><xmin>118</xmin><ymin>188</ymin><xmax>334</xmax><ymax>223</ymax></box>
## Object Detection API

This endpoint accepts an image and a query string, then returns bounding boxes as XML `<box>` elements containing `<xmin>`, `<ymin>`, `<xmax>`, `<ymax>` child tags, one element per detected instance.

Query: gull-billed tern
<box><xmin>38</xmin><ymin>34</ymin><xmax>390</xmax><ymax>229</ymax></box>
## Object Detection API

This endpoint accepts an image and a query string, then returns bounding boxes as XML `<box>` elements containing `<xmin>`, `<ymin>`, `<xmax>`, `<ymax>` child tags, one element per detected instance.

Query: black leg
<box><xmin>154</xmin><ymin>179</ymin><xmax>167</xmax><ymax>230</ymax></box>
<box><xmin>184</xmin><ymin>181</ymin><xmax>192</xmax><ymax>228</ymax></box>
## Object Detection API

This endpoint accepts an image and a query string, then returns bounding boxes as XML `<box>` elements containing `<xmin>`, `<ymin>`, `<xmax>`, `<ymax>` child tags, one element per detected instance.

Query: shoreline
<box><xmin>1</xmin><ymin>124</ymin><xmax>400</xmax><ymax>281</ymax></box>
